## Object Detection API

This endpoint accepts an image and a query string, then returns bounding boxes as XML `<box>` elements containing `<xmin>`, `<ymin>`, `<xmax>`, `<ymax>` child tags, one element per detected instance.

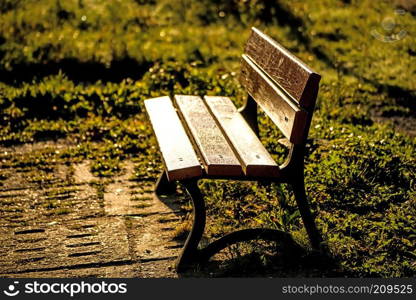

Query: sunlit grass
<box><xmin>0</xmin><ymin>0</ymin><xmax>415</xmax><ymax>277</ymax></box>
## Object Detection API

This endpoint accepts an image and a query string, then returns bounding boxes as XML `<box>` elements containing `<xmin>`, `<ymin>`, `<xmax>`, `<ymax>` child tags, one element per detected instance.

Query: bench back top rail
<box><xmin>244</xmin><ymin>27</ymin><xmax>321</xmax><ymax>109</ymax></box>
<box><xmin>240</xmin><ymin>27</ymin><xmax>321</xmax><ymax>145</ymax></box>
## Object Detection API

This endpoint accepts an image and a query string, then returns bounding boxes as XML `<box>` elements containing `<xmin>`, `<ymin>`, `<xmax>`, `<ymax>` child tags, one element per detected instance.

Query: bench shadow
<box><xmin>177</xmin><ymin>242</ymin><xmax>346</xmax><ymax>278</ymax></box>
<box><xmin>153</xmin><ymin>192</ymin><xmax>190</xmax><ymax>218</ymax></box>
<box><xmin>152</xmin><ymin>177</ymin><xmax>345</xmax><ymax>278</ymax></box>
<box><xmin>152</xmin><ymin>173</ymin><xmax>192</xmax><ymax>217</ymax></box>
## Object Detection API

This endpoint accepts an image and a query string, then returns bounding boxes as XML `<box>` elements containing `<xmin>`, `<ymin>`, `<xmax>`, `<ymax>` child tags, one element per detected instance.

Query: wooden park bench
<box><xmin>144</xmin><ymin>27</ymin><xmax>324</xmax><ymax>272</ymax></box>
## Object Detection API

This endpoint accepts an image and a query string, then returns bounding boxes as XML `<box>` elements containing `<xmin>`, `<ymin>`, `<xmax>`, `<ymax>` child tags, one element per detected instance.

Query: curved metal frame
<box><xmin>155</xmin><ymin>170</ymin><xmax>324</xmax><ymax>272</ymax></box>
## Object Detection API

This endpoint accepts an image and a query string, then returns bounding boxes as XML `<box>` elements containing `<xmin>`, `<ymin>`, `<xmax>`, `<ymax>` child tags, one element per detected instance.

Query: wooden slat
<box><xmin>144</xmin><ymin>96</ymin><xmax>202</xmax><ymax>181</ymax></box>
<box><xmin>239</xmin><ymin>54</ymin><xmax>307</xmax><ymax>144</ymax></box>
<box><xmin>204</xmin><ymin>96</ymin><xmax>279</xmax><ymax>177</ymax></box>
<box><xmin>245</xmin><ymin>27</ymin><xmax>321</xmax><ymax>108</ymax></box>
<box><xmin>174</xmin><ymin>95</ymin><xmax>243</xmax><ymax>176</ymax></box>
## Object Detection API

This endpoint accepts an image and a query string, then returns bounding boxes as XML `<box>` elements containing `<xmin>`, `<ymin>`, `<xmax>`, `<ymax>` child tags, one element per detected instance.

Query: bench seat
<box><xmin>144</xmin><ymin>95</ymin><xmax>279</xmax><ymax>181</ymax></box>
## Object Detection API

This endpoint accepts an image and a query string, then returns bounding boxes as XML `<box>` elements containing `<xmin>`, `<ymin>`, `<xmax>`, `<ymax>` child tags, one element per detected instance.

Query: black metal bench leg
<box><xmin>176</xmin><ymin>179</ymin><xmax>206</xmax><ymax>272</ymax></box>
<box><xmin>154</xmin><ymin>171</ymin><xmax>176</xmax><ymax>196</ymax></box>
<box><xmin>292</xmin><ymin>180</ymin><xmax>324</xmax><ymax>252</ymax></box>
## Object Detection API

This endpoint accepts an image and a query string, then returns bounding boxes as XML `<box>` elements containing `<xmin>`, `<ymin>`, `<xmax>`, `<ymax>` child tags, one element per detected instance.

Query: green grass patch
<box><xmin>0</xmin><ymin>0</ymin><xmax>415</xmax><ymax>277</ymax></box>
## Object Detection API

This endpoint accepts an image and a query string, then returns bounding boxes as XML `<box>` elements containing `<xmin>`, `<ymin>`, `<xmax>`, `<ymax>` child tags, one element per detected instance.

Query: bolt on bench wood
<box><xmin>144</xmin><ymin>27</ymin><xmax>324</xmax><ymax>272</ymax></box>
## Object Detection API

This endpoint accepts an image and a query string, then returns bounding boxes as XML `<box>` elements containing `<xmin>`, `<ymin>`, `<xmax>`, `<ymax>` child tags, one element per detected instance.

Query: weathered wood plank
<box><xmin>174</xmin><ymin>95</ymin><xmax>243</xmax><ymax>176</ymax></box>
<box><xmin>239</xmin><ymin>54</ymin><xmax>308</xmax><ymax>144</ymax></box>
<box><xmin>245</xmin><ymin>27</ymin><xmax>321</xmax><ymax>108</ymax></box>
<box><xmin>144</xmin><ymin>96</ymin><xmax>202</xmax><ymax>181</ymax></box>
<box><xmin>204</xmin><ymin>96</ymin><xmax>279</xmax><ymax>177</ymax></box>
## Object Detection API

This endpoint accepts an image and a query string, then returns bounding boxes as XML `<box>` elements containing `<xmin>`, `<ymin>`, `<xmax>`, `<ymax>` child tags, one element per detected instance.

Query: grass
<box><xmin>0</xmin><ymin>0</ymin><xmax>415</xmax><ymax>277</ymax></box>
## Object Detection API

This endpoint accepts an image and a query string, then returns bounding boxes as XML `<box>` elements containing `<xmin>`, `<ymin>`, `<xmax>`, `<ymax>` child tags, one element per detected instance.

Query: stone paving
<box><xmin>0</xmin><ymin>143</ymin><xmax>185</xmax><ymax>278</ymax></box>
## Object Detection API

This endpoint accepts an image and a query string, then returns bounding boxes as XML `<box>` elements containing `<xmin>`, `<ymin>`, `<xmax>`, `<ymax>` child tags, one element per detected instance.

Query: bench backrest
<box><xmin>239</xmin><ymin>27</ymin><xmax>321</xmax><ymax>145</ymax></box>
